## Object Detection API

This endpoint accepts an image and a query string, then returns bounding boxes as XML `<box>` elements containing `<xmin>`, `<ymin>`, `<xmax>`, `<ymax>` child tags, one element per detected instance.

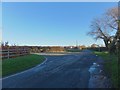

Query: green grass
<box><xmin>66</xmin><ymin>49</ymin><xmax>81</xmax><ymax>52</ymax></box>
<box><xmin>2</xmin><ymin>54</ymin><xmax>45</xmax><ymax>77</ymax></box>
<box><xmin>94</xmin><ymin>51</ymin><xmax>119</xmax><ymax>88</ymax></box>
<box><xmin>0</xmin><ymin>60</ymin><xmax>2</xmax><ymax>78</ymax></box>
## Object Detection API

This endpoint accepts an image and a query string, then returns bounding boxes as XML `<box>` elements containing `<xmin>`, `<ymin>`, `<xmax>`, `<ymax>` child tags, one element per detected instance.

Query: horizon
<box><xmin>2</xmin><ymin>2</ymin><xmax>117</xmax><ymax>46</ymax></box>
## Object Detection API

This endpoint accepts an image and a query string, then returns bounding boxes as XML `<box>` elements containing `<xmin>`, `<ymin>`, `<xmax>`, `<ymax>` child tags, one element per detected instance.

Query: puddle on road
<box><xmin>88</xmin><ymin>63</ymin><xmax>102</xmax><ymax>75</ymax></box>
<box><xmin>88</xmin><ymin>62</ymin><xmax>112</xmax><ymax>88</ymax></box>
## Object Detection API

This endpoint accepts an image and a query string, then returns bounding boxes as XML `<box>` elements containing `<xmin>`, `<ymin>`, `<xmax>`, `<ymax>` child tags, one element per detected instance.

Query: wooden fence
<box><xmin>0</xmin><ymin>46</ymin><xmax>30</xmax><ymax>59</ymax></box>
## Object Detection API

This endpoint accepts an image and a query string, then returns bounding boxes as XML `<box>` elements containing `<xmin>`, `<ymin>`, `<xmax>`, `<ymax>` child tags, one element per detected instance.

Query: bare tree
<box><xmin>88</xmin><ymin>17</ymin><xmax>112</xmax><ymax>49</ymax></box>
<box><xmin>1</xmin><ymin>42</ymin><xmax>4</xmax><ymax>47</ymax></box>
<box><xmin>5</xmin><ymin>41</ymin><xmax>9</xmax><ymax>47</ymax></box>
<box><xmin>88</xmin><ymin>6</ymin><xmax>120</xmax><ymax>54</ymax></box>
<box><xmin>105</xmin><ymin>7</ymin><xmax>120</xmax><ymax>54</ymax></box>
<box><xmin>105</xmin><ymin>7</ymin><xmax>118</xmax><ymax>31</ymax></box>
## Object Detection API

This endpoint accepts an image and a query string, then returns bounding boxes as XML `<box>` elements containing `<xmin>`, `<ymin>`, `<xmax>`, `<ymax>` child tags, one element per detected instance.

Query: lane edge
<box><xmin>1</xmin><ymin>57</ymin><xmax>48</xmax><ymax>80</ymax></box>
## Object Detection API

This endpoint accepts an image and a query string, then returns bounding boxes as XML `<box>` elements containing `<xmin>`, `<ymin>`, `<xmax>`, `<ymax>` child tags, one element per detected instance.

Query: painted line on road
<box><xmin>34</xmin><ymin>52</ymin><xmax>81</xmax><ymax>56</ymax></box>
<box><xmin>1</xmin><ymin>57</ymin><xmax>48</xmax><ymax>80</ymax></box>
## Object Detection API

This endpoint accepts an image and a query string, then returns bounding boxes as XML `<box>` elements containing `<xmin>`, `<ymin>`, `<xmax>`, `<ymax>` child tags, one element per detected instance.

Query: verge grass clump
<box><xmin>94</xmin><ymin>51</ymin><xmax>118</xmax><ymax>88</ymax></box>
<box><xmin>2</xmin><ymin>54</ymin><xmax>45</xmax><ymax>77</ymax></box>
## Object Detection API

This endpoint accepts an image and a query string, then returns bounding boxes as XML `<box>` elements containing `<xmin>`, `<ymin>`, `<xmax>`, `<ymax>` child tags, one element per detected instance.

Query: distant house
<box><xmin>91</xmin><ymin>44</ymin><xmax>98</xmax><ymax>48</ymax></box>
<box><xmin>79</xmin><ymin>45</ymin><xmax>86</xmax><ymax>50</ymax></box>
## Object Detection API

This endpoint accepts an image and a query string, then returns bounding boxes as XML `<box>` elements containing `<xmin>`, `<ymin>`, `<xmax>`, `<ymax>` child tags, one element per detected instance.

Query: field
<box><xmin>66</xmin><ymin>49</ymin><xmax>81</xmax><ymax>52</ymax></box>
<box><xmin>94</xmin><ymin>51</ymin><xmax>119</xmax><ymax>88</ymax></box>
<box><xmin>2</xmin><ymin>54</ymin><xmax>45</xmax><ymax>77</ymax></box>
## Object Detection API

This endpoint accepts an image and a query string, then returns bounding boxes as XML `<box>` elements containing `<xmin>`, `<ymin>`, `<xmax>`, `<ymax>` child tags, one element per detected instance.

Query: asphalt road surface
<box><xmin>2</xmin><ymin>50</ymin><xmax>100</xmax><ymax>88</ymax></box>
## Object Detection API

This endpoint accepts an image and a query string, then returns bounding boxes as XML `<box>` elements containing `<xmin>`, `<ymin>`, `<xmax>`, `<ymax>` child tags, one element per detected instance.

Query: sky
<box><xmin>0</xmin><ymin>3</ymin><xmax>2</xmax><ymax>42</ymax></box>
<box><xmin>2</xmin><ymin>2</ymin><xmax>117</xmax><ymax>46</ymax></box>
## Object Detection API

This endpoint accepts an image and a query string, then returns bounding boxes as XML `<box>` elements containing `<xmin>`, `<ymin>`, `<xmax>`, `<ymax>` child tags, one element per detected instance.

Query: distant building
<box><xmin>91</xmin><ymin>44</ymin><xmax>98</xmax><ymax>48</ymax></box>
<box><xmin>79</xmin><ymin>45</ymin><xmax>86</xmax><ymax>50</ymax></box>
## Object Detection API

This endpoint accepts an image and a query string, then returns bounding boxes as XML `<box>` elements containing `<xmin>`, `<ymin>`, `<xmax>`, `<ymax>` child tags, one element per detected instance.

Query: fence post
<box><xmin>8</xmin><ymin>48</ymin><xmax>9</xmax><ymax>59</ymax></box>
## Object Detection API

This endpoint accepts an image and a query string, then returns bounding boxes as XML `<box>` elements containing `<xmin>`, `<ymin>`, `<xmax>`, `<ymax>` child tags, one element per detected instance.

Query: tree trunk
<box><xmin>109</xmin><ymin>40</ymin><xmax>116</xmax><ymax>54</ymax></box>
<box><xmin>116</xmin><ymin>21</ymin><xmax>120</xmax><ymax>65</ymax></box>
<box><xmin>103</xmin><ymin>39</ymin><xmax>109</xmax><ymax>49</ymax></box>
<box><xmin>117</xmin><ymin>21</ymin><xmax>120</xmax><ymax>63</ymax></box>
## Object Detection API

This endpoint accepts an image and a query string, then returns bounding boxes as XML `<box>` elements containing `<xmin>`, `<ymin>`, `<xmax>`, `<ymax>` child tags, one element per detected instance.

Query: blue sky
<box><xmin>2</xmin><ymin>2</ymin><xmax>117</xmax><ymax>46</ymax></box>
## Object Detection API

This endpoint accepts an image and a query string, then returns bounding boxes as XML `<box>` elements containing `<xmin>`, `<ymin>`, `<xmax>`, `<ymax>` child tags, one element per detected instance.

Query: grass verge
<box><xmin>94</xmin><ymin>51</ymin><xmax>119</xmax><ymax>88</ymax></box>
<box><xmin>2</xmin><ymin>54</ymin><xmax>45</xmax><ymax>77</ymax></box>
<box><xmin>66</xmin><ymin>49</ymin><xmax>81</xmax><ymax>52</ymax></box>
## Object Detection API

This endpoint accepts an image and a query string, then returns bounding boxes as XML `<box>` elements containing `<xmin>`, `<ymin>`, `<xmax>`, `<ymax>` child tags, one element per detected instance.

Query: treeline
<box><xmin>88</xmin><ymin>47</ymin><xmax>108</xmax><ymax>52</ymax></box>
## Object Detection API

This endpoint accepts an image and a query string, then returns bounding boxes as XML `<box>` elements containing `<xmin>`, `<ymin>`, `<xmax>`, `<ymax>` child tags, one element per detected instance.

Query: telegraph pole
<box><xmin>76</xmin><ymin>40</ymin><xmax>78</xmax><ymax>48</ymax></box>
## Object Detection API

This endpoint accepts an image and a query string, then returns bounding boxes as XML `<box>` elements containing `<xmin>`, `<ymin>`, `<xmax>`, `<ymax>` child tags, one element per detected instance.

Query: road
<box><xmin>2</xmin><ymin>50</ymin><xmax>100</xmax><ymax>88</ymax></box>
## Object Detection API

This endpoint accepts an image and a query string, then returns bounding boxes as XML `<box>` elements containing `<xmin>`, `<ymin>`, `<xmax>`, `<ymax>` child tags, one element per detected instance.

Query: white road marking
<box><xmin>1</xmin><ymin>57</ymin><xmax>48</xmax><ymax>80</ymax></box>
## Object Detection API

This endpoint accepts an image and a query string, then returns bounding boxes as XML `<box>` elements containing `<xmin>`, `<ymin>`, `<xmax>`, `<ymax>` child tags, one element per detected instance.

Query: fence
<box><xmin>0</xmin><ymin>46</ymin><xmax>30</xmax><ymax>59</ymax></box>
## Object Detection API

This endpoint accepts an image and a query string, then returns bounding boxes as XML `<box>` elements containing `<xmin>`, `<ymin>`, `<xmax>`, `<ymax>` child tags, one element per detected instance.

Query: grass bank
<box><xmin>94</xmin><ymin>51</ymin><xmax>119</xmax><ymax>88</ymax></box>
<box><xmin>2</xmin><ymin>54</ymin><xmax>45</xmax><ymax>77</ymax></box>
<box><xmin>66</xmin><ymin>49</ymin><xmax>81</xmax><ymax>52</ymax></box>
